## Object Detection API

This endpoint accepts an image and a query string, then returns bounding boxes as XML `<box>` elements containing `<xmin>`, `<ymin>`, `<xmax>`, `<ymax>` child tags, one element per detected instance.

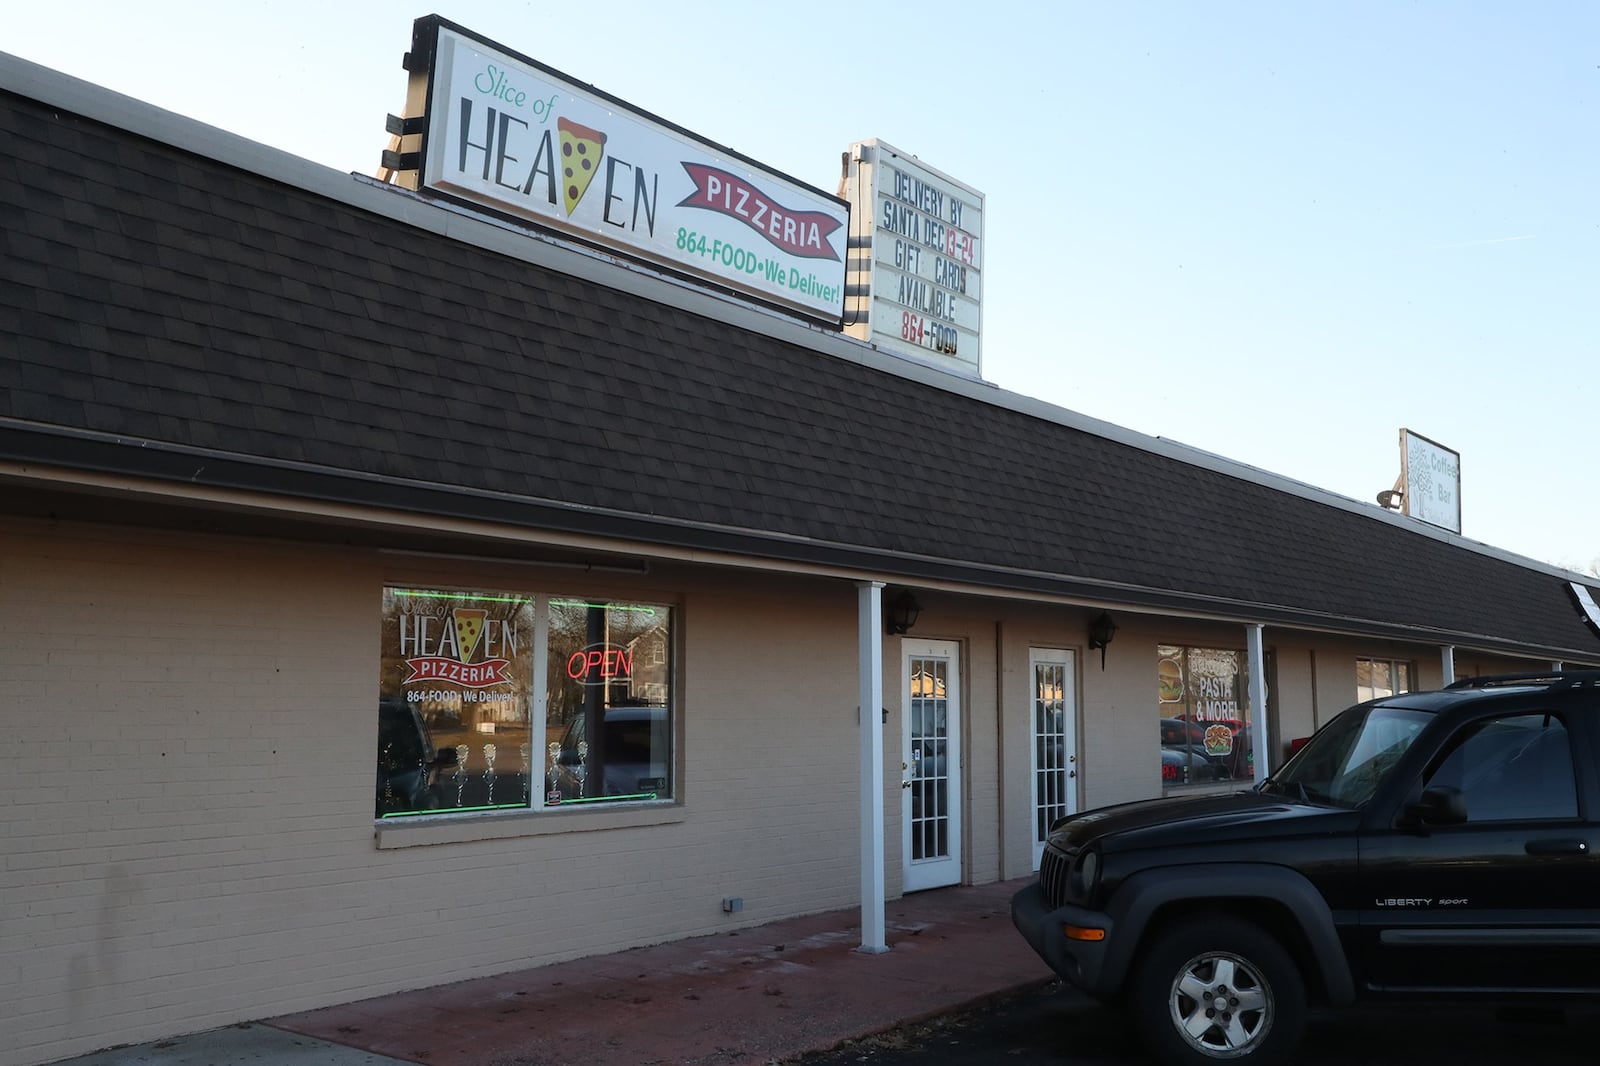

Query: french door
<box><xmin>902</xmin><ymin>639</ymin><xmax>961</xmax><ymax>891</ymax></box>
<box><xmin>1030</xmin><ymin>648</ymin><xmax>1078</xmax><ymax>868</ymax></box>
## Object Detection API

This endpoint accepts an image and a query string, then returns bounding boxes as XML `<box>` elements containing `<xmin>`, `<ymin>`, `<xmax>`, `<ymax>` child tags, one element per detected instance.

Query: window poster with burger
<box><xmin>1157</xmin><ymin>645</ymin><xmax>1253</xmax><ymax>786</ymax></box>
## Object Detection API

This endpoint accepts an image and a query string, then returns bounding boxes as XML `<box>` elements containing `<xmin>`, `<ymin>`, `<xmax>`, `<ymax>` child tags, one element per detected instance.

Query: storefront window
<box><xmin>544</xmin><ymin>598</ymin><xmax>672</xmax><ymax>806</ymax></box>
<box><xmin>1158</xmin><ymin>644</ymin><xmax>1252</xmax><ymax>788</ymax></box>
<box><xmin>378</xmin><ymin>587</ymin><xmax>673</xmax><ymax>819</ymax></box>
<box><xmin>1356</xmin><ymin>657</ymin><xmax>1413</xmax><ymax>703</ymax></box>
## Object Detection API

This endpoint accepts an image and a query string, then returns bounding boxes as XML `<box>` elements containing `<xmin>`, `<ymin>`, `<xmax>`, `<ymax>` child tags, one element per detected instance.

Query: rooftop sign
<box><xmin>397</xmin><ymin>17</ymin><xmax>848</xmax><ymax>325</ymax></box>
<box><xmin>839</xmin><ymin>141</ymin><xmax>984</xmax><ymax>375</ymax></box>
<box><xmin>1400</xmin><ymin>429</ymin><xmax>1462</xmax><ymax>534</ymax></box>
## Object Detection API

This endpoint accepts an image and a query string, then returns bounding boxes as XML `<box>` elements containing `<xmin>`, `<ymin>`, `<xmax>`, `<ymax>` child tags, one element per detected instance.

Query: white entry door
<box><xmin>902</xmin><ymin>639</ymin><xmax>961</xmax><ymax>891</ymax></box>
<box><xmin>1030</xmin><ymin>648</ymin><xmax>1078</xmax><ymax>868</ymax></box>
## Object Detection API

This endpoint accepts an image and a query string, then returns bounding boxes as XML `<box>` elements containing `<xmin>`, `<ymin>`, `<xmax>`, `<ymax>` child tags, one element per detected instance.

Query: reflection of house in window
<box><xmin>910</xmin><ymin>667</ymin><xmax>947</xmax><ymax>699</ymax></box>
<box><xmin>627</xmin><ymin>624</ymin><xmax>669</xmax><ymax>704</ymax></box>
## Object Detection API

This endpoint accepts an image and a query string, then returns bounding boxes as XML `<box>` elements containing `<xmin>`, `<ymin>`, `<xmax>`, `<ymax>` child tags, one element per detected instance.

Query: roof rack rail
<box><xmin>1447</xmin><ymin>669</ymin><xmax>1600</xmax><ymax>690</ymax></box>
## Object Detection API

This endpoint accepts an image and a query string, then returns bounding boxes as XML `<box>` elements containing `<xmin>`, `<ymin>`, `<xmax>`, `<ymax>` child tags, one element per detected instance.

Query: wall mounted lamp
<box><xmin>885</xmin><ymin>590</ymin><xmax>922</xmax><ymax>635</ymax></box>
<box><xmin>1088</xmin><ymin>611</ymin><xmax>1118</xmax><ymax>670</ymax></box>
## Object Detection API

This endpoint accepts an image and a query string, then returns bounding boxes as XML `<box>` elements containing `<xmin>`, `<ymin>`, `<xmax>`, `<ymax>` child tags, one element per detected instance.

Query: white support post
<box><xmin>1246</xmin><ymin>623</ymin><xmax>1269</xmax><ymax>787</ymax></box>
<box><xmin>1441</xmin><ymin>646</ymin><xmax>1456</xmax><ymax>687</ymax></box>
<box><xmin>857</xmin><ymin>581</ymin><xmax>888</xmax><ymax>954</ymax></box>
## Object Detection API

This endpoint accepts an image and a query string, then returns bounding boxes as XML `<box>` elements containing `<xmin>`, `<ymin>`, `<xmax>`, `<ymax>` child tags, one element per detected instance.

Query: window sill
<box><xmin>375</xmin><ymin>801</ymin><xmax>685</xmax><ymax>849</ymax></box>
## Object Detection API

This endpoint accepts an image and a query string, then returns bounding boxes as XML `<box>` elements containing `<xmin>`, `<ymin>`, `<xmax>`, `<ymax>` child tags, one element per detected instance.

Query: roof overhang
<box><xmin>6</xmin><ymin>420</ymin><xmax>1596</xmax><ymax>664</ymax></box>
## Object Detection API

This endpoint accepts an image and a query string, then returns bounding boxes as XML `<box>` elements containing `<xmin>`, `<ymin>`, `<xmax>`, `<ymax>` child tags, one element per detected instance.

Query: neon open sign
<box><xmin>566</xmin><ymin>644</ymin><xmax>632</xmax><ymax>683</ymax></box>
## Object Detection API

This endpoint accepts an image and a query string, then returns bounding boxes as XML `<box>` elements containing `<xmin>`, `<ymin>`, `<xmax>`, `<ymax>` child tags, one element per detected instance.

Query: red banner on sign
<box><xmin>677</xmin><ymin>163</ymin><xmax>842</xmax><ymax>261</ymax></box>
<box><xmin>404</xmin><ymin>657</ymin><xmax>511</xmax><ymax>688</ymax></box>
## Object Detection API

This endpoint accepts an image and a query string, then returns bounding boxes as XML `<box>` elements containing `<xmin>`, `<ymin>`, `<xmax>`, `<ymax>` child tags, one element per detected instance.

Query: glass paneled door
<box><xmin>1030</xmin><ymin>648</ymin><xmax>1077</xmax><ymax>868</ymax></box>
<box><xmin>902</xmin><ymin>639</ymin><xmax>961</xmax><ymax>891</ymax></box>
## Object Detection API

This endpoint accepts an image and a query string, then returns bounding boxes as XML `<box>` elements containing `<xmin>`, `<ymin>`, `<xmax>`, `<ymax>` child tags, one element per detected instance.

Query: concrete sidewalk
<box><xmin>56</xmin><ymin>877</ymin><xmax>1052</xmax><ymax>1066</ymax></box>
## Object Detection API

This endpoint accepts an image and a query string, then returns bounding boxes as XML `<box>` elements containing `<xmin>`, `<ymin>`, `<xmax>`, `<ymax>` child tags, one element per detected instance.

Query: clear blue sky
<box><xmin>8</xmin><ymin>1</ymin><xmax>1597</xmax><ymax>570</ymax></box>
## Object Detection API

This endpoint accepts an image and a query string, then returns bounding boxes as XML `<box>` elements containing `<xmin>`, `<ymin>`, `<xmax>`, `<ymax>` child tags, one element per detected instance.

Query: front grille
<box><xmin>1039</xmin><ymin>844</ymin><xmax>1074</xmax><ymax>907</ymax></box>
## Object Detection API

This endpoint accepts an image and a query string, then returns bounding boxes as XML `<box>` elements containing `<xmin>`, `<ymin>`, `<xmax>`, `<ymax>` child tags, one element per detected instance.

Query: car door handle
<box><xmin>1526</xmin><ymin>838</ymin><xmax>1589</xmax><ymax>855</ymax></box>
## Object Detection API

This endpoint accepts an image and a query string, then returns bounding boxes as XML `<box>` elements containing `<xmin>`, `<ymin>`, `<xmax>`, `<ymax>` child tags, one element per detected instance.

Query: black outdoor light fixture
<box><xmin>1088</xmin><ymin>611</ymin><xmax>1118</xmax><ymax>669</ymax></box>
<box><xmin>885</xmin><ymin>589</ymin><xmax>923</xmax><ymax>635</ymax></box>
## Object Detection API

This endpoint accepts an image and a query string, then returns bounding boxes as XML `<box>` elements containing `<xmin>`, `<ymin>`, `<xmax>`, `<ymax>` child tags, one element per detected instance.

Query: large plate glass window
<box><xmin>378</xmin><ymin>587</ymin><xmax>673</xmax><ymax>819</ymax></box>
<box><xmin>1157</xmin><ymin>644</ymin><xmax>1252</xmax><ymax>788</ymax></box>
<box><xmin>544</xmin><ymin>598</ymin><xmax>673</xmax><ymax>806</ymax></box>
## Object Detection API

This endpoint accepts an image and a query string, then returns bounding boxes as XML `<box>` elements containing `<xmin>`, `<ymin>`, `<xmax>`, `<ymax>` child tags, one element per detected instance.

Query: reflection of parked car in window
<box><xmin>1161</xmin><ymin>717</ymin><xmax>1232</xmax><ymax>784</ymax></box>
<box><xmin>1160</xmin><ymin>745</ymin><xmax>1223</xmax><ymax>785</ymax></box>
<box><xmin>550</xmin><ymin>705</ymin><xmax>669</xmax><ymax>802</ymax></box>
<box><xmin>376</xmin><ymin>697</ymin><xmax>458</xmax><ymax>817</ymax></box>
<box><xmin>1160</xmin><ymin>717</ymin><xmax>1206</xmax><ymax>747</ymax></box>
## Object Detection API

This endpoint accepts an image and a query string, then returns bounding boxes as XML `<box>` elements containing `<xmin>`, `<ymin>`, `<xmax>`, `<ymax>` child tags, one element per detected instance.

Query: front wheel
<box><xmin>1128</xmin><ymin>915</ymin><xmax>1306</xmax><ymax>1065</ymax></box>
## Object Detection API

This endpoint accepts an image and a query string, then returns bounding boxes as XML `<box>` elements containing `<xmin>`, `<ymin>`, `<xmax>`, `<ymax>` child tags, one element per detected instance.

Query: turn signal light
<box><xmin>1063</xmin><ymin>924</ymin><xmax>1106</xmax><ymax>942</ymax></box>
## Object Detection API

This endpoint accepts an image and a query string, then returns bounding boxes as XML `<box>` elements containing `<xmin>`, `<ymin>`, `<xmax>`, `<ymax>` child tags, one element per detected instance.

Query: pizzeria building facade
<box><xmin>3</xmin><ymin>43</ymin><xmax>1599</xmax><ymax>1066</ymax></box>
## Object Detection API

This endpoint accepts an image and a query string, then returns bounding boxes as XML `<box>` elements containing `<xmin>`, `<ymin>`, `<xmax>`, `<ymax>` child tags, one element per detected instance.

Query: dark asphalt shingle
<box><xmin>1</xmin><ymin>90</ymin><xmax>1596</xmax><ymax>657</ymax></box>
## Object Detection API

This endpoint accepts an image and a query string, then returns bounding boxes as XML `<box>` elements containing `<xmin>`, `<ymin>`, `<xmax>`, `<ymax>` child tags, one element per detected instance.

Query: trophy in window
<box><xmin>454</xmin><ymin>744</ymin><xmax>470</xmax><ymax>806</ymax></box>
<box><xmin>483</xmin><ymin>742</ymin><xmax>497</xmax><ymax>804</ymax></box>
<box><xmin>547</xmin><ymin>740</ymin><xmax>563</xmax><ymax>806</ymax></box>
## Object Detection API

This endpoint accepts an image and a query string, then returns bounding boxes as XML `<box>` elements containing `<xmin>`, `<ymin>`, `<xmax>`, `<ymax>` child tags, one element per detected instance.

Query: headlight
<box><xmin>1069</xmin><ymin>848</ymin><xmax>1101</xmax><ymax>902</ymax></box>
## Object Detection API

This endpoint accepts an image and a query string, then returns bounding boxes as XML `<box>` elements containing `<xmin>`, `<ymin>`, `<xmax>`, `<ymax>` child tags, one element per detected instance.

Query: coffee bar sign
<box><xmin>409</xmin><ymin>18</ymin><xmax>848</xmax><ymax>323</ymax></box>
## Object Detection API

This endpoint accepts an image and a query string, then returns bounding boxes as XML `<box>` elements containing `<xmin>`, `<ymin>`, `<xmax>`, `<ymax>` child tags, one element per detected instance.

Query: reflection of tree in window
<box><xmin>1357</xmin><ymin>657</ymin><xmax>1413</xmax><ymax>703</ymax></box>
<box><xmin>1424</xmin><ymin>714</ymin><xmax>1577</xmax><ymax>822</ymax></box>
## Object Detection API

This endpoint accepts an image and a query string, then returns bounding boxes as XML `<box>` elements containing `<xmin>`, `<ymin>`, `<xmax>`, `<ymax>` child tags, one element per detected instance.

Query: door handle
<box><xmin>1526</xmin><ymin>838</ymin><xmax>1589</xmax><ymax>856</ymax></box>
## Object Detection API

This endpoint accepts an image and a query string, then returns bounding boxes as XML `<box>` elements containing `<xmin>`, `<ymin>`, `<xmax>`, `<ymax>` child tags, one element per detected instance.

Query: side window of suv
<box><xmin>1423</xmin><ymin>712</ymin><xmax>1578</xmax><ymax>822</ymax></box>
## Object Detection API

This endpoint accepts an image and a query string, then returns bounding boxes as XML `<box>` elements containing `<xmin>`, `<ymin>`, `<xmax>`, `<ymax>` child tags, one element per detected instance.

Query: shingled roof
<box><xmin>3</xmin><ymin>56</ymin><xmax>1597</xmax><ymax>661</ymax></box>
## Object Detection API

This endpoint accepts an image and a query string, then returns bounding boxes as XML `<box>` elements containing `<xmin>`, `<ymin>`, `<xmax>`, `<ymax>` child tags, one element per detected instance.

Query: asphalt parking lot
<box><xmin>798</xmin><ymin>982</ymin><xmax>1600</xmax><ymax>1065</ymax></box>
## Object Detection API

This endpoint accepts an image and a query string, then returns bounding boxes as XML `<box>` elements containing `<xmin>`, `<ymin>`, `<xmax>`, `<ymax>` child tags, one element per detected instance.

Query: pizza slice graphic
<box><xmin>557</xmin><ymin>116</ymin><xmax>607</xmax><ymax>215</ymax></box>
<box><xmin>452</xmin><ymin>608</ymin><xmax>487</xmax><ymax>662</ymax></box>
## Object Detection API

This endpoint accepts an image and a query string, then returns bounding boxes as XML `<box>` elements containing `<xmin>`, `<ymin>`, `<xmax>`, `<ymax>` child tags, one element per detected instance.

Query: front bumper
<box><xmin>1009</xmin><ymin>882</ymin><xmax>1117</xmax><ymax>997</ymax></box>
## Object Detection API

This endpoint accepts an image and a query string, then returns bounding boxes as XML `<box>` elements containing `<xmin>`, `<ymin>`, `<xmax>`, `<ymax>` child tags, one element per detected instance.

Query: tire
<box><xmin>1128</xmin><ymin>915</ymin><xmax>1306</xmax><ymax>1065</ymax></box>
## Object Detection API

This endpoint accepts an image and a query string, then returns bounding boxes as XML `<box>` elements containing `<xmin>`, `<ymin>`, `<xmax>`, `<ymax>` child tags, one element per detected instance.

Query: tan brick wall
<box><xmin>1</xmin><ymin>519</ymin><xmax>377</xmax><ymax>1066</ymax></box>
<box><xmin>0</xmin><ymin>520</ymin><xmax>885</xmax><ymax>1066</ymax></box>
<box><xmin>7</xmin><ymin>515</ymin><xmax>1556</xmax><ymax>1066</ymax></box>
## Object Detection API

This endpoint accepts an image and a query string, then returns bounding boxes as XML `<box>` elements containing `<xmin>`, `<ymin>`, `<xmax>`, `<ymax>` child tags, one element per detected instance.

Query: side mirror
<box><xmin>1410</xmin><ymin>785</ymin><xmax>1467</xmax><ymax>826</ymax></box>
<box><xmin>431</xmin><ymin>747</ymin><xmax>459</xmax><ymax>769</ymax></box>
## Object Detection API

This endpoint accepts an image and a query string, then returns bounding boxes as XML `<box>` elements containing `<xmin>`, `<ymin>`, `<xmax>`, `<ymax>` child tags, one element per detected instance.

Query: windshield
<box><xmin>1263</xmin><ymin>702</ymin><xmax>1435</xmax><ymax>808</ymax></box>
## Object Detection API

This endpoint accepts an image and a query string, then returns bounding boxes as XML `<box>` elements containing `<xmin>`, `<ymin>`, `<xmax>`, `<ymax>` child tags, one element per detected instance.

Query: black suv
<box><xmin>1012</xmin><ymin>671</ymin><xmax>1600</xmax><ymax>1065</ymax></box>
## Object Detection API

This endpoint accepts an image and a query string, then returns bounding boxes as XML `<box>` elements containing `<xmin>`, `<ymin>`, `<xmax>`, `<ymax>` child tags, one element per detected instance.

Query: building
<box><xmin>3</xmin><ymin>43</ymin><xmax>1597</xmax><ymax>1066</ymax></box>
